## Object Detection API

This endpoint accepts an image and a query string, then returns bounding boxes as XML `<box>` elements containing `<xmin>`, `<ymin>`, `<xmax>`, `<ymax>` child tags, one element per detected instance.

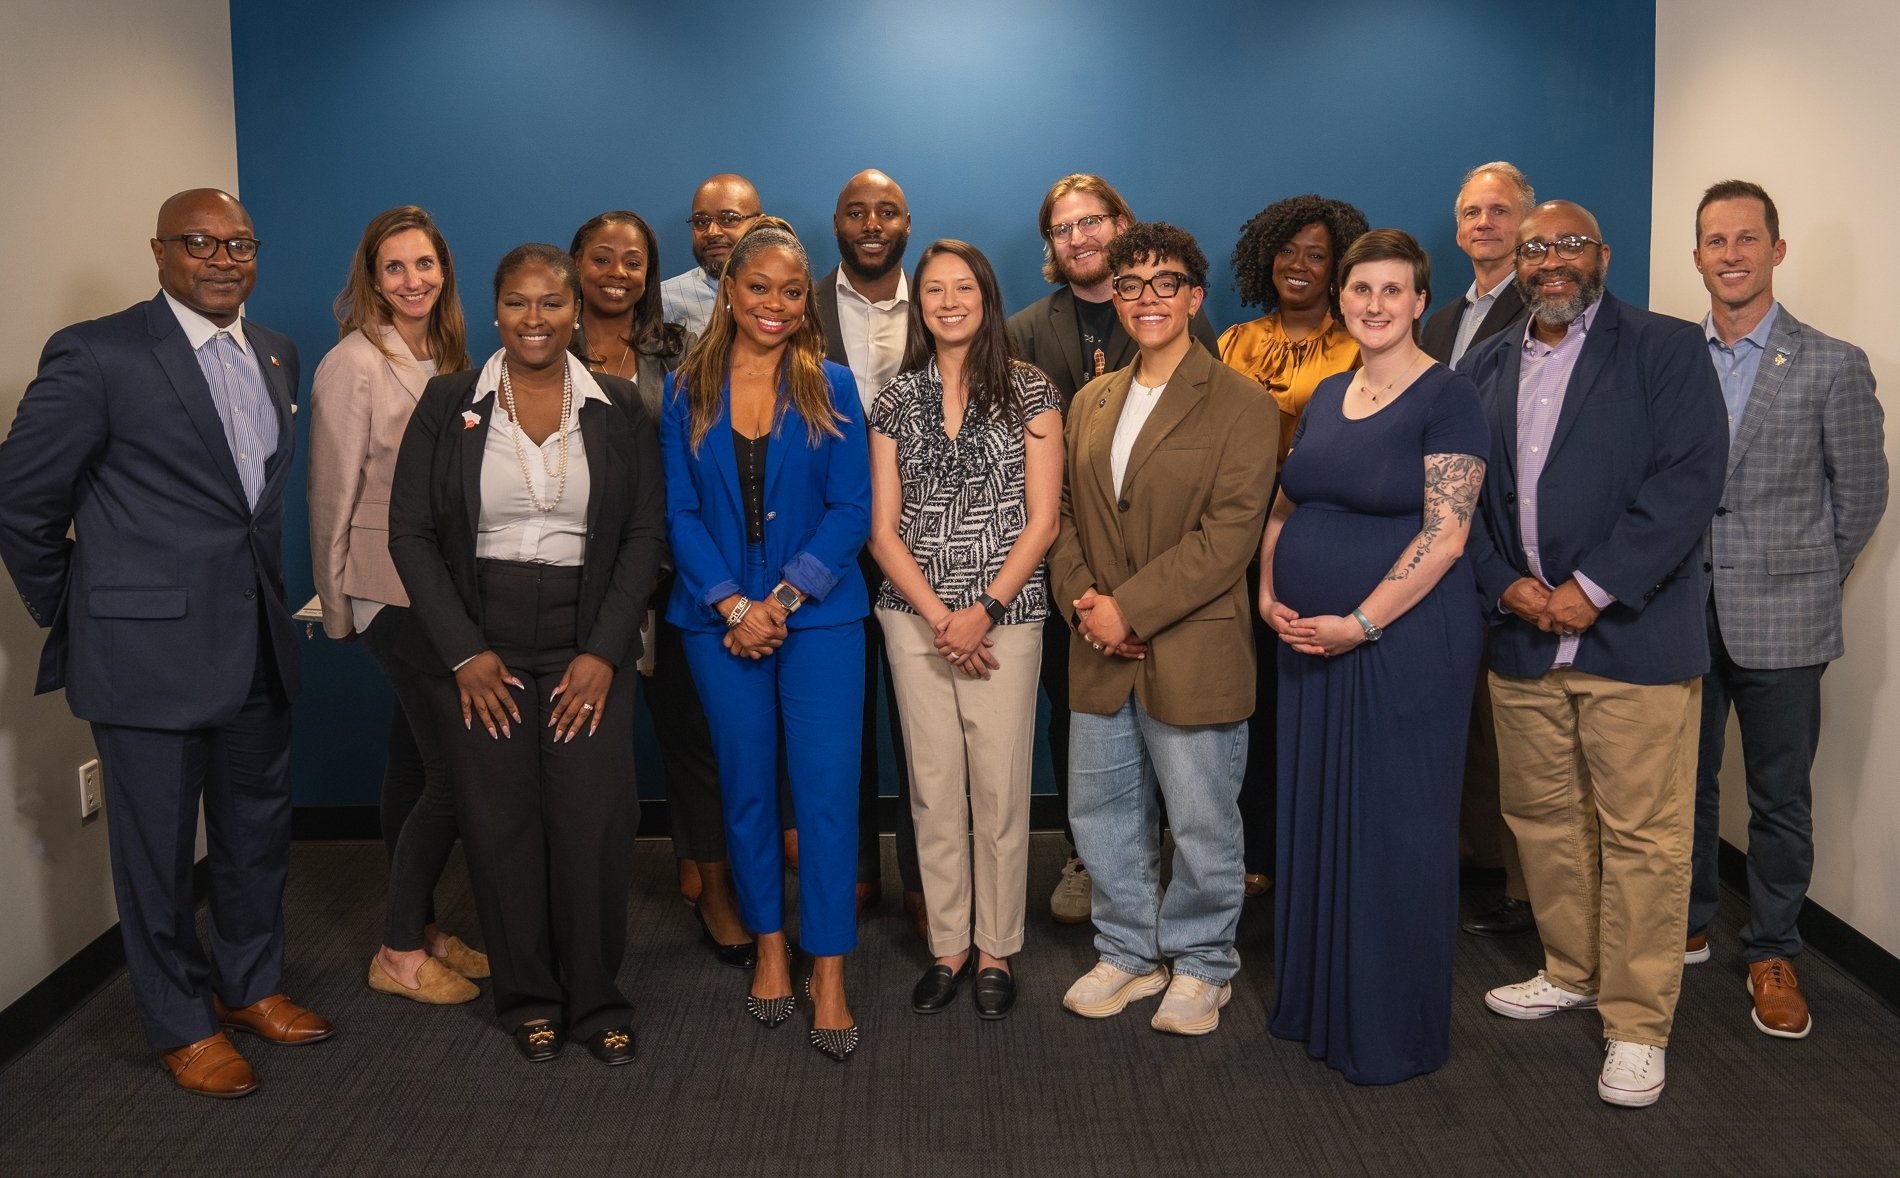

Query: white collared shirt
<box><xmin>1110</xmin><ymin>378</ymin><xmax>1167</xmax><ymax>494</ymax></box>
<box><xmin>833</xmin><ymin>266</ymin><xmax>910</xmax><ymax>411</ymax></box>
<box><xmin>473</xmin><ymin>350</ymin><xmax>611</xmax><ymax>567</ymax></box>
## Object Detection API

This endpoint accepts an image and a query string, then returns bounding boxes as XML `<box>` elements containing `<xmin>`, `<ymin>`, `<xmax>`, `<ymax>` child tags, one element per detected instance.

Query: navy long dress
<box><xmin>1268</xmin><ymin>363</ymin><xmax>1489</xmax><ymax>1084</ymax></box>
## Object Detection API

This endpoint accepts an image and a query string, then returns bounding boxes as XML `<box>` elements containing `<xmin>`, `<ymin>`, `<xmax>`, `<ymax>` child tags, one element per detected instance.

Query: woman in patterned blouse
<box><xmin>868</xmin><ymin>239</ymin><xmax>1063</xmax><ymax>1020</ymax></box>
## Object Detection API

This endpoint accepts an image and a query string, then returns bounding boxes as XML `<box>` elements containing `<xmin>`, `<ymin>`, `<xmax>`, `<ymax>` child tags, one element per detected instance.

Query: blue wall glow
<box><xmin>231</xmin><ymin>0</ymin><xmax>1657</xmax><ymax>806</ymax></box>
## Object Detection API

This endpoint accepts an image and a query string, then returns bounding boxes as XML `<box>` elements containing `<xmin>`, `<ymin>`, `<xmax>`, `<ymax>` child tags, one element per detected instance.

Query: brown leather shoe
<box><xmin>434</xmin><ymin>934</ymin><xmax>490</xmax><ymax>980</ymax></box>
<box><xmin>215</xmin><ymin>994</ymin><xmax>335</xmax><ymax>1045</ymax></box>
<box><xmin>1747</xmin><ymin>958</ymin><xmax>1812</xmax><ymax>1039</ymax></box>
<box><xmin>902</xmin><ymin>890</ymin><xmax>929</xmax><ymax>944</ymax></box>
<box><xmin>1685</xmin><ymin>932</ymin><xmax>1710</xmax><ymax>964</ymax></box>
<box><xmin>160</xmin><ymin>1032</ymin><xmax>257</xmax><ymax>1098</ymax></box>
<box><xmin>1243</xmin><ymin>873</ymin><xmax>1273</xmax><ymax>898</ymax></box>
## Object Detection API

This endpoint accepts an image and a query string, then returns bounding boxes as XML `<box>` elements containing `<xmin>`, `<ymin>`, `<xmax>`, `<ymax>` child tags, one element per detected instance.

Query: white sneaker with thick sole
<box><xmin>1050</xmin><ymin>856</ymin><xmax>1092</xmax><ymax>924</ymax></box>
<box><xmin>1062</xmin><ymin>960</ymin><xmax>1168</xmax><ymax>1018</ymax></box>
<box><xmin>1484</xmin><ymin>971</ymin><xmax>1599</xmax><ymax>1019</ymax></box>
<box><xmin>1150</xmin><ymin>975</ymin><xmax>1232</xmax><ymax>1036</ymax></box>
<box><xmin>1598</xmin><ymin>1039</ymin><xmax>1666</xmax><ymax>1107</ymax></box>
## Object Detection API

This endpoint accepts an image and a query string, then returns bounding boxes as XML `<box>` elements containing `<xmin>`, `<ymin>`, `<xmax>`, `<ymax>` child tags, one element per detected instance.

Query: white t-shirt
<box><xmin>1110</xmin><ymin>379</ymin><xmax>1166</xmax><ymax>494</ymax></box>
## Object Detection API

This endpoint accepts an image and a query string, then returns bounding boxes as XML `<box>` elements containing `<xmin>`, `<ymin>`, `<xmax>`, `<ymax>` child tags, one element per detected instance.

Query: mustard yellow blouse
<box><xmin>1217</xmin><ymin>313</ymin><xmax>1359</xmax><ymax>463</ymax></box>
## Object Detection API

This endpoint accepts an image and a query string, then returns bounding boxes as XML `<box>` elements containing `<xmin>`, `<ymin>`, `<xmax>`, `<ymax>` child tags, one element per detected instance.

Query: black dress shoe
<box><xmin>698</xmin><ymin>907</ymin><xmax>756</xmax><ymax>970</ymax></box>
<box><xmin>973</xmin><ymin>967</ymin><xmax>1016</xmax><ymax>1020</ymax></box>
<box><xmin>513</xmin><ymin>1020</ymin><xmax>563</xmax><ymax>1062</ymax></box>
<box><xmin>910</xmin><ymin>957</ymin><xmax>974</xmax><ymax>1014</ymax></box>
<box><xmin>1462</xmin><ymin>896</ymin><xmax>1536</xmax><ymax>938</ymax></box>
<box><xmin>809</xmin><ymin>1023</ymin><xmax>861</xmax><ymax>1061</ymax></box>
<box><xmin>585</xmin><ymin>1025</ymin><xmax>636</xmax><ymax>1065</ymax></box>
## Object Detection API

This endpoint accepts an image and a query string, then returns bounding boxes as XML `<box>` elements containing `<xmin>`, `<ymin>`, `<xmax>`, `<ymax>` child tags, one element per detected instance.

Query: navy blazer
<box><xmin>1465</xmin><ymin>292</ymin><xmax>1727</xmax><ymax>686</ymax></box>
<box><xmin>661</xmin><ymin>360</ymin><xmax>871</xmax><ymax>632</ymax></box>
<box><xmin>0</xmin><ymin>293</ymin><xmax>301</xmax><ymax>728</ymax></box>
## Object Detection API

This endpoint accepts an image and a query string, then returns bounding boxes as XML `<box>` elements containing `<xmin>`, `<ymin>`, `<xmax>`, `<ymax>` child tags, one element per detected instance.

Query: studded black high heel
<box><xmin>746</xmin><ymin>993</ymin><xmax>795</xmax><ymax>1028</ymax></box>
<box><xmin>803</xmin><ymin>975</ymin><xmax>860</xmax><ymax>1061</ymax></box>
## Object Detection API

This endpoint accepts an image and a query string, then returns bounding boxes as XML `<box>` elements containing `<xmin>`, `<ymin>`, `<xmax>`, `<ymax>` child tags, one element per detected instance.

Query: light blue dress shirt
<box><xmin>1703</xmin><ymin>301</ymin><xmax>1781</xmax><ymax>445</ymax></box>
<box><xmin>164</xmin><ymin>291</ymin><xmax>278</xmax><ymax>508</ymax></box>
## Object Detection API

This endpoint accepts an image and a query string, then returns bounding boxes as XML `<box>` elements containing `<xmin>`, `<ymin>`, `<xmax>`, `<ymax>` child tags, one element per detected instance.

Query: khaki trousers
<box><xmin>1489</xmin><ymin>668</ymin><xmax>1699</xmax><ymax>1046</ymax></box>
<box><xmin>878</xmin><ymin>608</ymin><xmax>1040</xmax><ymax>958</ymax></box>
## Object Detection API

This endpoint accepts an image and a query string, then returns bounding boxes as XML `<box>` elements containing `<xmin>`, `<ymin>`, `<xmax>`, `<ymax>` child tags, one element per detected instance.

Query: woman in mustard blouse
<box><xmin>1219</xmin><ymin>194</ymin><xmax>1368</xmax><ymax>895</ymax></box>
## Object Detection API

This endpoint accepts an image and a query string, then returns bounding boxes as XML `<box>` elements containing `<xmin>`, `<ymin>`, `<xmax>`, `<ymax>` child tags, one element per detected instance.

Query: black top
<box><xmin>733</xmin><ymin>428</ymin><xmax>769</xmax><ymax>544</ymax></box>
<box><xmin>1073</xmin><ymin>293</ymin><xmax>1117</xmax><ymax>382</ymax></box>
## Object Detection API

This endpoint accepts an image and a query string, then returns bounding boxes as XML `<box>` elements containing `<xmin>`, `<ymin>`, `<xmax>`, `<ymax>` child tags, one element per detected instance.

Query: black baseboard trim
<box><xmin>1718</xmin><ymin>838</ymin><xmax>1900</xmax><ymax>1014</ymax></box>
<box><xmin>0</xmin><ymin>859</ymin><xmax>209</xmax><ymax>1071</ymax></box>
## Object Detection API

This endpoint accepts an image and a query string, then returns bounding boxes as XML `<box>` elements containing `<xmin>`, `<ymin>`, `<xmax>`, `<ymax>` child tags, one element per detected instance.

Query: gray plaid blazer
<box><xmin>1708</xmin><ymin>306</ymin><xmax>1887</xmax><ymax>669</ymax></box>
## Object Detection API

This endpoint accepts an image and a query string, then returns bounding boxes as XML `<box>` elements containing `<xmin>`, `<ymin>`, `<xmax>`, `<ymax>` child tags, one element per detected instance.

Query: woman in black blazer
<box><xmin>388</xmin><ymin>243</ymin><xmax>664</xmax><ymax>1065</ymax></box>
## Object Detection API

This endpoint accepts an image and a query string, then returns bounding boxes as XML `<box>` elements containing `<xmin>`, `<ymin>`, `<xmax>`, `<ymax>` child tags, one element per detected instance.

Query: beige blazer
<box><xmin>1048</xmin><ymin>343</ymin><xmax>1277</xmax><ymax>726</ymax></box>
<box><xmin>307</xmin><ymin>324</ymin><xmax>433</xmax><ymax>638</ymax></box>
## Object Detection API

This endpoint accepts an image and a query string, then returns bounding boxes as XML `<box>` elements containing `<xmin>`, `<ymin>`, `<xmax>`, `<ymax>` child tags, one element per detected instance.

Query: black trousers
<box><xmin>652</xmin><ymin>610</ymin><xmax>726</xmax><ymax>863</ymax></box>
<box><xmin>1239</xmin><ymin>566</ymin><xmax>1278</xmax><ymax>875</ymax></box>
<box><xmin>91</xmin><ymin>646</ymin><xmax>292</xmax><ymax>1050</ymax></box>
<box><xmin>1039</xmin><ymin>611</ymin><xmax>1075</xmax><ymax>849</ymax></box>
<box><xmin>857</xmin><ymin>551</ymin><xmax>921</xmax><ymax>892</ymax></box>
<box><xmin>423</xmin><ymin>561</ymin><xmax>638</xmax><ymax>1036</ymax></box>
<box><xmin>362</xmin><ymin>605</ymin><xmax>460</xmax><ymax>949</ymax></box>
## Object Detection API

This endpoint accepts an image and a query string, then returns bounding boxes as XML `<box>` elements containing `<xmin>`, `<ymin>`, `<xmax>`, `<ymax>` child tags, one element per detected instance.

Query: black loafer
<box><xmin>513</xmin><ymin>1020</ymin><xmax>563</xmax><ymax>1062</ymax></box>
<box><xmin>973</xmin><ymin>967</ymin><xmax>1016</xmax><ymax>1020</ymax></box>
<box><xmin>585</xmin><ymin>1025</ymin><xmax>636</xmax><ymax>1065</ymax></box>
<box><xmin>1462</xmin><ymin>896</ymin><xmax>1536</xmax><ymax>938</ymax></box>
<box><xmin>698</xmin><ymin>907</ymin><xmax>757</xmax><ymax>970</ymax></box>
<box><xmin>911</xmin><ymin>957</ymin><xmax>974</xmax><ymax>1014</ymax></box>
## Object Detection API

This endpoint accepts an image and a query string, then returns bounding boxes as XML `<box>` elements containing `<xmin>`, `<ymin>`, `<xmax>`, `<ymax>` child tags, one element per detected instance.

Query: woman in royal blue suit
<box><xmin>662</xmin><ymin>216</ymin><xmax>871</xmax><ymax>1062</ymax></box>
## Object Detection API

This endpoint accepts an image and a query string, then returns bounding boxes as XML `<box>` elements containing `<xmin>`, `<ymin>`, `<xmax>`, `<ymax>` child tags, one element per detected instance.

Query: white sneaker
<box><xmin>1062</xmin><ymin>959</ymin><xmax>1168</xmax><ymax>1018</ymax></box>
<box><xmin>1150</xmin><ymin>974</ymin><xmax>1232</xmax><ymax>1036</ymax></box>
<box><xmin>1484</xmin><ymin>971</ymin><xmax>1599</xmax><ymax>1019</ymax></box>
<box><xmin>1050</xmin><ymin>856</ymin><xmax>1092</xmax><ymax>924</ymax></box>
<box><xmin>1598</xmin><ymin>1039</ymin><xmax>1666</xmax><ymax>1107</ymax></box>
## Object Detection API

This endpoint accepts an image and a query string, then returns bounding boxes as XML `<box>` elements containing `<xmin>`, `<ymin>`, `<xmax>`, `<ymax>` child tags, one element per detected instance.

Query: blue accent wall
<box><xmin>230</xmin><ymin>0</ymin><xmax>1656</xmax><ymax>806</ymax></box>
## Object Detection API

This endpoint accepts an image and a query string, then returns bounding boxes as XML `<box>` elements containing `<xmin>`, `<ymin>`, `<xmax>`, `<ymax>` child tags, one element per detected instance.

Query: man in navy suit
<box><xmin>0</xmin><ymin>189</ymin><xmax>332</xmax><ymax>1098</ymax></box>
<box><xmin>1464</xmin><ymin>201</ymin><xmax>1726</xmax><ymax>1109</ymax></box>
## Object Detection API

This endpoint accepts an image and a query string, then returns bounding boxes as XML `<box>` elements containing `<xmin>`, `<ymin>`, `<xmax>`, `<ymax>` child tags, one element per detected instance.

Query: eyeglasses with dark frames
<box><xmin>1515</xmin><ymin>234</ymin><xmax>1603</xmax><ymax>262</ymax></box>
<box><xmin>1110</xmin><ymin>271</ymin><xmax>1193</xmax><ymax>301</ymax></box>
<box><xmin>157</xmin><ymin>234</ymin><xmax>260</xmax><ymax>262</ymax></box>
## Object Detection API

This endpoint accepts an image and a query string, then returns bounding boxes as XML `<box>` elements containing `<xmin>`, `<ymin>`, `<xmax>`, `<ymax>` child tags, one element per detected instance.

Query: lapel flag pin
<box><xmin>462</xmin><ymin>409</ymin><xmax>481</xmax><ymax>430</ymax></box>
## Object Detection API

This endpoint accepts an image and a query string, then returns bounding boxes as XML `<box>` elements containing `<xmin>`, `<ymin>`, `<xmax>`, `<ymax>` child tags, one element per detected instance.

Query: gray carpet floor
<box><xmin>3</xmin><ymin>833</ymin><xmax>1899</xmax><ymax>1176</ymax></box>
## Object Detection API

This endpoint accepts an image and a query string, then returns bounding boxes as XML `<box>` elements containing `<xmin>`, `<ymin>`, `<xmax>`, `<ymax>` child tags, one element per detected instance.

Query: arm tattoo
<box><xmin>1384</xmin><ymin>453</ymin><xmax>1487</xmax><ymax>582</ymax></box>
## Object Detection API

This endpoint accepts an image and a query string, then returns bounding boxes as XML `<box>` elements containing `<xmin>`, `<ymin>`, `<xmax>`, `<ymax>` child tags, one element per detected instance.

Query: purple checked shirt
<box><xmin>1515</xmin><ymin>299</ymin><xmax>1613</xmax><ymax>667</ymax></box>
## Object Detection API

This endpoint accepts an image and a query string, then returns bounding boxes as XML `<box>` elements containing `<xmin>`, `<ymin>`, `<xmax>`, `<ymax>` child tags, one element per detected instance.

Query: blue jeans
<box><xmin>1069</xmin><ymin>695</ymin><xmax>1247</xmax><ymax>984</ymax></box>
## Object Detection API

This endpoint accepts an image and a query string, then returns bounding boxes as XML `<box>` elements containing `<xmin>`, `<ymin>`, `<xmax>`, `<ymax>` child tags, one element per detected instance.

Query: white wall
<box><xmin>1653</xmin><ymin>0</ymin><xmax>1900</xmax><ymax>956</ymax></box>
<box><xmin>0</xmin><ymin>0</ymin><xmax>237</xmax><ymax>1010</ymax></box>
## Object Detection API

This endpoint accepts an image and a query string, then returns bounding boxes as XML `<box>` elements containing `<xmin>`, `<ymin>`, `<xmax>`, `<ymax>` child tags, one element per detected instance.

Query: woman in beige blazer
<box><xmin>308</xmin><ymin>205</ymin><xmax>486</xmax><ymax>1003</ymax></box>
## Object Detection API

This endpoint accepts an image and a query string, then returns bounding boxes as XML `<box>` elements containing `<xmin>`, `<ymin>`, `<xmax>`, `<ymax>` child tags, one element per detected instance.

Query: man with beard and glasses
<box><xmin>1463</xmin><ymin>201</ymin><xmax>1726</xmax><ymax>1108</ymax></box>
<box><xmin>811</xmin><ymin>168</ymin><xmax>926</xmax><ymax>932</ymax></box>
<box><xmin>1005</xmin><ymin>174</ymin><xmax>1219</xmax><ymax>925</ymax></box>
<box><xmin>659</xmin><ymin>173</ymin><xmax>762</xmax><ymax>335</ymax></box>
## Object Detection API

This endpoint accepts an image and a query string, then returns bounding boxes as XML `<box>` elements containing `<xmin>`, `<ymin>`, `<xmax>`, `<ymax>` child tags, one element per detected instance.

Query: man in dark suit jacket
<box><xmin>1420</xmin><ymin>162</ymin><xmax>1536</xmax><ymax>941</ymax></box>
<box><xmin>808</xmin><ymin>168</ymin><xmax>925</xmax><ymax>932</ymax></box>
<box><xmin>0</xmin><ymin>189</ymin><xmax>330</xmax><ymax>1099</ymax></box>
<box><xmin>1466</xmin><ymin>202</ymin><xmax>1725</xmax><ymax>1110</ymax></box>
<box><xmin>1003</xmin><ymin>174</ymin><xmax>1218</xmax><ymax>925</ymax></box>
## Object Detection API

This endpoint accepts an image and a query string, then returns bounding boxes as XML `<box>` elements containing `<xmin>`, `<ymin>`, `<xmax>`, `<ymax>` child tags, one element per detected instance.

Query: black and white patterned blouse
<box><xmin>870</xmin><ymin>358</ymin><xmax>1060</xmax><ymax>625</ymax></box>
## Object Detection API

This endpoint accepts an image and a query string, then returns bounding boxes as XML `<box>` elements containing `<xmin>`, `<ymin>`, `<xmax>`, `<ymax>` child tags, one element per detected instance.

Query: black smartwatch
<box><xmin>978</xmin><ymin>592</ymin><xmax>1007</xmax><ymax>624</ymax></box>
<box><xmin>771</xmin><ymin>583</ymin><xmax>804</xmax><ymax>614</ymax></box>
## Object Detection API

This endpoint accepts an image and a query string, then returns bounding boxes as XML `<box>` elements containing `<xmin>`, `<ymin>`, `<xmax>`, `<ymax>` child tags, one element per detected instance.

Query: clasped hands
<box><xmin>454</xmin><ymin>649</ymin><xmax>613</xmax><ymax>742</ymax></box>
<box><xmin>930</xmin><ymin>603</ymin><xmax>999</xmax><ymax>679</ymax></box>
<box><xmin>1262</xmin><ymin>601</ymin><xmax>1364</xmax><ymax>658</ymax></box>
<box><xmin>717</xmin><ymin>588</ymin><xmax>794</xmax><ymax>660</ymax></box>
<box><xmin>1074</xmin><ymin>588</ymin><xmax>1148</xmax><ymax>660</ymax></box>
<box><xmin>1501</xmin><ymin>576</ymin><xmax>1599</xmax><ymax>637</ymax></box>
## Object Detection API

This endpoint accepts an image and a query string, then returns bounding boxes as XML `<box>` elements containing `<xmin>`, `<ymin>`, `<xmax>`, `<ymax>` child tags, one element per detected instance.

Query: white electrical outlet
<box><xmin>78</xmin><ymin>759</ymin><xmax>102</xmax><ymax>819</ymax></box>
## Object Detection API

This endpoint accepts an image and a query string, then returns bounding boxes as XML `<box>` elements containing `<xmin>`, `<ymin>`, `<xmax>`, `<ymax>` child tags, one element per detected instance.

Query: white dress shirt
<box><xmin>473</xmin><ymin>350</ymin><xmax>611</xmax><ymax>566</ymax></box>
<box><xmin>1110</xmin><ymin>379</ymin><xmax>1167</xmax><ymax>494</ymax></box>
<box><xmin>834</xmin><ymin>266</ymin><xmax>910</xmax><ymax>412</ymax></box>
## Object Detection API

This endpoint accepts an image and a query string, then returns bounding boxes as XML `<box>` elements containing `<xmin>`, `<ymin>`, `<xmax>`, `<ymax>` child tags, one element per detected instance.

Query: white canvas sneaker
<box><xmin>1484</xmin><ymin>971</ymin><xmax>1599</xmax><ymax>1019</ymax></box>
<box><xmin>1061</xmin><ymin>959</ymin><xmax>1168</xmax><ymax>1018</ymax></box>
<box><xmin>1598</xmin><ymin>1039</ymin><xmax>1666</xmax><ymax>1107</ymax></box>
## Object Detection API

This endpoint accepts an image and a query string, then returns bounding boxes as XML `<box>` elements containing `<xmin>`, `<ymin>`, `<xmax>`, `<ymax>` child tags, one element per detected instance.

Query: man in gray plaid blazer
<box><xmin>1685</xmin><ymin>180</ymin><xmax>1888</xmax><ymax>1040</ymax></box>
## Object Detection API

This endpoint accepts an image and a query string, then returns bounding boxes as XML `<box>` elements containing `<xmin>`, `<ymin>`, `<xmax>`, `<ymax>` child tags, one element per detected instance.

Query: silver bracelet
<box><xmin>725</xmin><ymin>597</ymin><xmax>752</xmax><ymax>629</ymax></box>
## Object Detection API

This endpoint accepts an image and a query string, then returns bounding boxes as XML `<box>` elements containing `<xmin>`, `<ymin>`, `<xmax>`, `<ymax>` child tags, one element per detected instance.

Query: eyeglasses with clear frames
<box><xmin>157</xmin><ymin>234</ymin><xmax>260</xmax><ymax>262</ymax></box>
<box><xmin>1048</xmin><ymin>214</ymin><xmax>1112</xmax><ymax>241</ymax></box>
<box><xmin>689</xmin><ymin>211</ymin><xmax>759</xmax><ymax>232</ymax></box>
<box><xmin>1515</xmin><ymin>234</ymin><xmax>1603</xmax><ymax>262</ymax></box>
<box><xmin>1110</xmin><ymin>271</ymin><xmax>1192</xmax><ymax>301</ymax></box>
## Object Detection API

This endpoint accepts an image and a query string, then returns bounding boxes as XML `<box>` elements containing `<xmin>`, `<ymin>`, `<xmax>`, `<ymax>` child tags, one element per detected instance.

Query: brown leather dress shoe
<box><xmin>161</xmin><ymin>1032</ymin><xmax>257</xmax><ymax>1098</ymax></box>
<box><xmin>215</xmin><ymin>994</ymin><xmax>336</xmax><ymax>1045</ymax></box>
<box><xmin>902</xmin><ymin>890</ymin><xmax>929</xmax><ymax>944</ymax></box>
<box><xmin>1747</xmin><ymin>958</ymin><xmax>1812</xmax><ymax>1039</ymax></box>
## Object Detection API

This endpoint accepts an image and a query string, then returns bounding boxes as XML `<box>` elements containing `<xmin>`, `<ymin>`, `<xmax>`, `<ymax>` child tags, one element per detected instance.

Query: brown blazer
<box><xmin>306</xmin><ymin>324</ymin><xmax>434</xmax><ymax>638</ymax></box>
<box><xmin>1048</xmin><ymin>342</ymin><xmax>1277</xmax><ymax>726</ymax></box>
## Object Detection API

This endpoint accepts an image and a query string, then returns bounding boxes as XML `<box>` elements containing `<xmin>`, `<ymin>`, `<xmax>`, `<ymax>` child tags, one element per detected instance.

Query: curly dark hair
<box><xmin>1105</xmin><ymin>221</ymin><xmax>1208</xmax><ymax>289</ymax></box>
<box><xmin>1230</xmin><ymin>194</ymin><xmax>1369</xmax><ymax>313</ymax></box>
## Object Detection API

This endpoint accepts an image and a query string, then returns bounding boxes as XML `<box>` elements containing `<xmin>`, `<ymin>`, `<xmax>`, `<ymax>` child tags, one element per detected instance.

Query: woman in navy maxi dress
<box><xmin>1262</xmin><ymin>231</ymin><xmax>1491</xmax><ymax>1084</ymax></box>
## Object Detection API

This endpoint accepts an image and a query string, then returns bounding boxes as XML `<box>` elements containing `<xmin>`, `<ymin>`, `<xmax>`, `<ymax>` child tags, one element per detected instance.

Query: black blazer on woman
<box><xmin>388</xmin><ymin>367</ymin><xmax>665</xmax><ymax>675</ymax></box>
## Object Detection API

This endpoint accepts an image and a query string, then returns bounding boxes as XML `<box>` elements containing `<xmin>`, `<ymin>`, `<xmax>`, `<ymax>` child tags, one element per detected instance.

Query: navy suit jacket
<box><xmin>0</xmin><ymin>293</ymin><xmax>301</xmax><ymax>728</ymax></box>
<box><xmin>1465</xmin><ymin>292</ymin><xmax>1727</xmax><ymax>686</ymax></box>
<box><xmin>660</xmin><ymin>360</ymin><xmax>871</xmax><ymax>633</ymax></box>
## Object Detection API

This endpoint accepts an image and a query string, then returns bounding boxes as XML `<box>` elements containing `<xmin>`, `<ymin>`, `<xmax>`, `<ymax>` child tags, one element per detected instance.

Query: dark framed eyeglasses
<box><xmin>1110</xmin><ymin>271</ymin><xmax>1193</xmax><ymax>301</ymax></box>
<box><xmin>1048</xmin><ymin>214</ymin><xmax>1112</xmax><ymax>241</ymax></box>
<box><xmin>688</xmin><ymin>211</ymin><xmax>758</xmax><ymax>231</ymax></box>
<box><xmin>158</xmin><ymin>234</ymin><xmax>260</xmax><ymax>262</ymax></box>
<box><xmin>1515</xmin><ymin>234</ymin><xmax>1602</xmax><ymax>262</ymax></box>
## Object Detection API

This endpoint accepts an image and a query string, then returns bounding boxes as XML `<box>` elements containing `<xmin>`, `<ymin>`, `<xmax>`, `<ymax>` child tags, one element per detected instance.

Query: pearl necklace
<box><xmin>499</xmin><ymin>360</ymin><xmax>572</xmax><ymax>513</ymax></box>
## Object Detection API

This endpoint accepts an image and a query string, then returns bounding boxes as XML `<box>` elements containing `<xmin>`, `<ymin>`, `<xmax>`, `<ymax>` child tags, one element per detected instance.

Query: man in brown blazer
<box><xmin>1049</xmin><ymin>222</ymin><xmax>1277</xmax><ymax>1036</ymax></box>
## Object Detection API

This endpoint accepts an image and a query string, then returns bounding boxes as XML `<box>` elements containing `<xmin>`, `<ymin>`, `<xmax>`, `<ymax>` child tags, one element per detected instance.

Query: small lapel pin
<box><xmin>1773</xmin><ymin>348</ymin><xmax>1790</xmax><ymax>366</ymax></box>
<box><xmin>270</xmin><ymin>354</ymin><xmax>281</xmax><ymax>367</ymax></box>
<box><xmin>462</xmin><ymin>410</ymin><xmax>481</xmax><ymax>430</ymax></box>
<box><xmin>1097</xmin><ymin>397</ymin><xmax>1107</xmax><ymax>408</ymax></box>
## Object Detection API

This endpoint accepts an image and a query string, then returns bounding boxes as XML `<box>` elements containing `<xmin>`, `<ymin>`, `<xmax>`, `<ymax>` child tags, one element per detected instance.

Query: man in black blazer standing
<box><xmin>0</xmin><ymin>189</ymin><xmax>330</xmax><ymax>1098</ymax></box>
<box><xmin>1421</xmin><ymin>161</ymin><xmax>1536</xmax><ymax>940</ymax></box>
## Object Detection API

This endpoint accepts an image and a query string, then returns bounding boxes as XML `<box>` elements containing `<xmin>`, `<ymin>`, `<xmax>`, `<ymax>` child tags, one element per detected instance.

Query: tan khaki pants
<box><xmin>1489</xmin><ymin>668</ymin><xmax>1699</xmax><ymax>1046</ymax></box>
<box><xmin>878</xmin><ymin>607</ymin><xmax>1040</xmax><ymax>958</ymax></box>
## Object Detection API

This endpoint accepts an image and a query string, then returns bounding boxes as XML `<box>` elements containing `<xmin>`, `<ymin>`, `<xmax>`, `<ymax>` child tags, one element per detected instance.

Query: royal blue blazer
<box><xmin>661</xmin><ymin>360</ymin><xmax>870</xmax><ymax>633</ymax></box>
